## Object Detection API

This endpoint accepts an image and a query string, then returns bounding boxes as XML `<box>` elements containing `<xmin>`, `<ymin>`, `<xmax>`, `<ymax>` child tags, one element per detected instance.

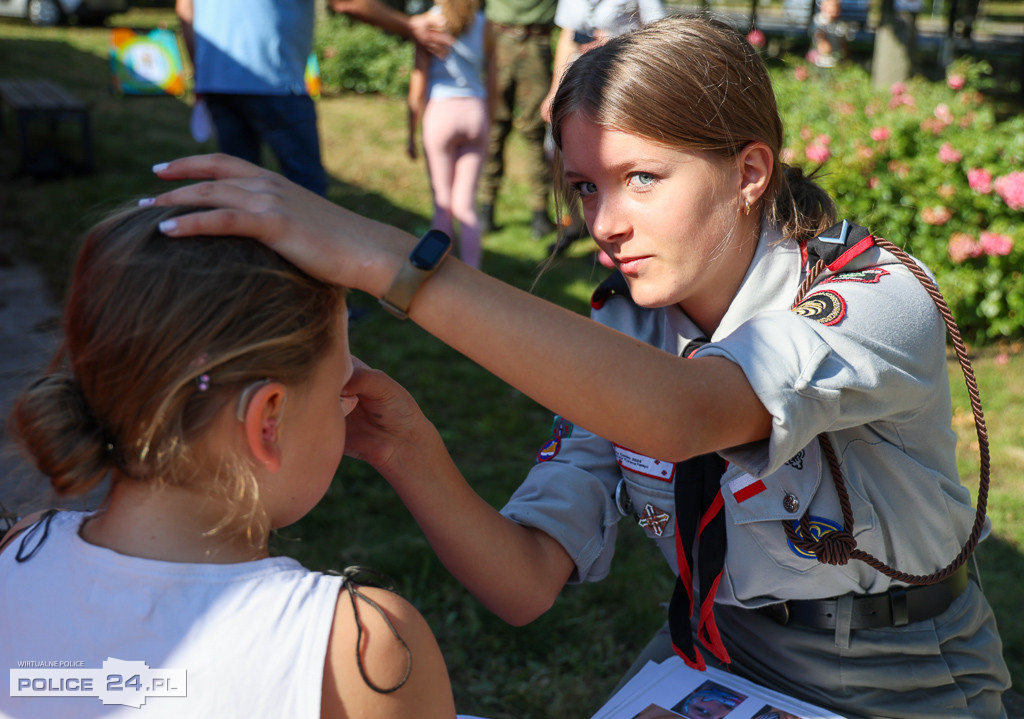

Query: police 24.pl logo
<box><xmin>11</xmin><ymin>657</ymin><xmax>186</xmax><ymax>708</ymax></box>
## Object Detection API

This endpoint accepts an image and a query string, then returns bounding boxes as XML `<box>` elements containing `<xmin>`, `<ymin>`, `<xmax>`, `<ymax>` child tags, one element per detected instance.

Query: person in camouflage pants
<box><xmin>480</xmin><ymin>0</ymin><xmax>557</xmax><ymax>238</ymax></box>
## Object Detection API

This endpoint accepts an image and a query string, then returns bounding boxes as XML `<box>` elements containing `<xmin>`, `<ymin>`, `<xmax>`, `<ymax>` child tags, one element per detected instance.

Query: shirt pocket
<box><xmin>613</xmin><ymin>445</ymin><xmax>680</xmax><ymax>568</ymax></box>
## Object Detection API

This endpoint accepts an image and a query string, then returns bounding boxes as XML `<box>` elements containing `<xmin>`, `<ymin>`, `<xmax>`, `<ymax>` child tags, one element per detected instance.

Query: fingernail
<box><xmin>152</xmin><ymin>162</ymin><xmax>169</xmax><ymax>173</ymax></box>
<box><xmin>138</xmin><ymin>197</ymin><xmax>155</xmax><ymax>207</ymax></box>
<box><xmin>158</xmin><ymin>219</ymin><xmax>178</xmax><ymax>234</ymax></box>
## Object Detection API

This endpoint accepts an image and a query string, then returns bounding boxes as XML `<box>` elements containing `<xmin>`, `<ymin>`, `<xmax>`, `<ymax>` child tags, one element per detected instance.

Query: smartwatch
<box><xmin>379</xmin><ymin>229</ymin><xmax>453</xmax><ymax>320</ymax></box>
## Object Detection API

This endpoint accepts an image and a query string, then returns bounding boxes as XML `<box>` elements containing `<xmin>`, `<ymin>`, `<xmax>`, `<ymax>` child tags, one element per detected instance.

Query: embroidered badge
<box><xmin>785</xmin><ymin>449</ymin><xmax>805</xmax><ymax>471</ymax></box>
<box><xmin>787</xmin><ymin>516</ymin><xmax>844</xmax><ymax>558</ymax></box>
<box><xmin>728</xmin><ymin>474</ymin><xmax>767</xmax><ymax>504</ymax></box>
<box><xmin>821</xmin><ymin>268</ymin><xmax>890</xmax><ymax>285</ymax></box>
<box><xmin>637</xmin><ymin>503</ymin><xmax>671</xmax><ymax>536</ymax></box>
<box><xmin>537</xmin><ymin>438</ymin><xmax>561</xmax><ymax>462</ymax></box>
<box><xmin>551</xmin><ymin>415</ymin><xmax>574</xmax><ymax>440</ymax></box>
<box><xmin>792</xmin><ymin>290</ymin><xmax>846</xmax><ymax>326</ymax></box>
<box><xmin>613</xmin><ymin>445</ymin><xmax>675</xmax><ymax>481</ymax></box>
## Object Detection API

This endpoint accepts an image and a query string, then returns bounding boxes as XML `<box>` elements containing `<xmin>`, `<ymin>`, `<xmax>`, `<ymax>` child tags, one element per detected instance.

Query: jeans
<box><xmin>205</xmin><ymin>93</ymin><xmax>327</xmax><ymax>197</ymax></box>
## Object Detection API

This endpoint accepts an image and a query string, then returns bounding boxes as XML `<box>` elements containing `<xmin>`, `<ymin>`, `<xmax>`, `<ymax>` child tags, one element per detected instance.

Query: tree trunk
<box><xmin>871</xmin><ymin>0</ymin><xmax>915</xmax><ymax>88</ymax></box>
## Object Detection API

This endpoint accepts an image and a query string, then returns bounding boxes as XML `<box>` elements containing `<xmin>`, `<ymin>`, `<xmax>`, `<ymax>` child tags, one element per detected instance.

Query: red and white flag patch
<box><xmin>729</xmin><ymin>475</ymin><xmax>767</xmax><ymax>503</ymax></box>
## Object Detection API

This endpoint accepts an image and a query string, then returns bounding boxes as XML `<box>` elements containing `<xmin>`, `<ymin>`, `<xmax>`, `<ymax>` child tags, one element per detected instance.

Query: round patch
<box><xmin>787</xmin><ymin>516</ymin><xmax>844</xmax><ymax>558</ymax></box>
<box><xmin>792</xmin><ymin>289</ymin><xmax>846</xmax><ymax>326</ymax></box>
<box><xmin>537</xmin><ymin>438</ymin><xmax>561</xmax><ymax>462</ymax></box>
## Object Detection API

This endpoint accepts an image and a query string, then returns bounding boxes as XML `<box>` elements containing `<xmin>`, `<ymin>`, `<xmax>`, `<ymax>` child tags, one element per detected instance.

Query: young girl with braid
<box><xmin>150</xmin><ymin>15</ymin><xmax>1009</xmax><ymax>717</ymax></box>
<box><xmin>0</xmin><ymin>205</ymin><xmax>456</xmax><ymax>719</ymax></box>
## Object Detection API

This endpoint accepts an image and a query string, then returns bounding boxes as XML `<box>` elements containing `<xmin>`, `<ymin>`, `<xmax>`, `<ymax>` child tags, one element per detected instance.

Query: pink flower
<box><xmin>994</xmin><ymin>171</ymin><xmax>1024</xmax><ymax>210</ymax></box>
<box><xmin>870</xmin><ymin>126</ymin><xmax>891</xmax><ymax>141</ymax></box>
<box><xmin>794</xmin><ymin>65</ymin><xmax>808</xmax><ymax>82</ymax></box>
<box><xmin>938</xmin><ymin>143</ymin><xmax>962</xmax><ymax>164</ymax></box>
<box><xmin>869</xmin><ymin>176</ymin><xmax>881</xmax><ymax>189</ymax></box>
<box><xmin>995</xmin><ymin>353</ymin><xmax>1010</xmax><ymax>365</ymax></box>
<box><xmin>800</xmin><ymin>126</ymin><xmax>813</xmax><ymax>141</ymax></box>
<box><xmin>815</xmin><ymin>133</ymin><xmax>832</xmax><ymax>146</ymax></box>
<box><xmin>747</xmin><ymin>28</ymin><xmax>766</xmax><ymax>48</ymax></box>
<box><xmin>856</xmin><ymin>145</ymin><xmax>876</xmax><ymax>161</ymax></box>
<box><xmin>938</xmin><ymin>184</ymin><xmax>957</xmax><ymax>199</ymax></box>
<box><xmin>835</xmin><ymin>101</ymin><xmax>855</xmax><ymax>116</ymax></box>
<box><xmin>805</xmin><ymin>143</ymin><xmax>831</xmax><ymax>164</ymax></box>
<box><xmin>967</xmin><ymin>168</ymin><xmax>993</xmax><ymax>194</ymax></box>
<box><xmin>780</xmin><ymin>147</ymin><xmax>796</xmax><ymax>163</ymax></box>
<box><xmin>947</xmin><ymin>74</ymin><xmax>965</xmax><ymax>90</ymax></box>
<box><xmin>934</xmin><ymin>103</ymin><xmax>954</xmax><ymax>126</ymax></box>
<box><xmin>888</xmin><ymin>93</ymin><xmax>916</xmax><ymax>110</ymax></box>
<box><xmin>947</xmin><ymin>232</ymin><xmax>980</xmax><ymax>262</ymax></box>
<box><xmin>920</xmin><ymin>117</ymin><xmax>945</xmax><ymax>135</ymax></box>
<box><xmin>890</xmin><ymin>81</ymin><xmax>907</xmax><ymax>96</ymax></box>
<box><xmin>980</xmin><ymin>231</ymin><xmax>1013</xmax><ymax>256</ymax></box>
<box><xmin>888</xmin><ymin>160</ymin><xmax>910</xmax><ymax>178</ymax></box>
<box><xmin>921</xmin><ymin>205</ymin><xmax>952</xmax><ymax>225</ymax></box>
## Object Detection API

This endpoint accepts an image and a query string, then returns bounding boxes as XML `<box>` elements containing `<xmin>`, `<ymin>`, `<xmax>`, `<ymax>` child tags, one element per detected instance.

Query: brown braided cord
<box><xmin>782</xmin><ymin>237</ymin><xmax>990</xmax><ymax>586</ymax></box>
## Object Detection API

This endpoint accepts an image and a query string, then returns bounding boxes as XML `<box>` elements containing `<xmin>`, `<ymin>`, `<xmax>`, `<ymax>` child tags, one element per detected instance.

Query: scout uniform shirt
<box><xmin>500</xmin><ymin>221</ymin><xmax>981</xmax><ymax>609</ymax></box>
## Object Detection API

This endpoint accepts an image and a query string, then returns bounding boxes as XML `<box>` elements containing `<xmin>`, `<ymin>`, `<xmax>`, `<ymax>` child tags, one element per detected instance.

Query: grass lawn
<box><xmin>1</xmin><ymin>9</ymin><xmax>1021</xmax><ymax>717</ymax></box>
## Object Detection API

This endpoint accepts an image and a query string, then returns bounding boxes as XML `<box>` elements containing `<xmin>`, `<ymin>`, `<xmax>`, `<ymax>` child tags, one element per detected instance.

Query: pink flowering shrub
<box><xmin>994</xmin><ymin>172</ymin><xmax>1024</xmax><ymax>211</ymax></box>
<box><xmin>772</xmin><ymin>56</ymin><xmax>1024</xmax><ymax>341</ymax></box>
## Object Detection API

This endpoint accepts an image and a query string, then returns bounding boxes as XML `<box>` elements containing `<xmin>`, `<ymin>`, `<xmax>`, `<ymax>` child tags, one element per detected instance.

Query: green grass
<box><xmin>1</xmin><ymin>11</ymin><xmax>1022</xmax><ymax>716</ymax></box>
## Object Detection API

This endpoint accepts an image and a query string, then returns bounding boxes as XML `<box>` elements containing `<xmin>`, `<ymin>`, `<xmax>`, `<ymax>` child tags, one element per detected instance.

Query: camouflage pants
<box><xmin>481</xmin><ymin>30</ymin><xmax>553</xmax><ymax>213</ymax></box>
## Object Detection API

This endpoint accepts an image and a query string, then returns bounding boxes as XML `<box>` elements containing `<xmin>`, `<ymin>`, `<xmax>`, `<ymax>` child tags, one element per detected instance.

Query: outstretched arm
<box><xmin>149</xmin><ymin>156</ymin><xmax>772</xmax><ymax>463</ymax></box>
<box><xmin>342</xmin><ymin>360</ymin><xmax>574</xmax><ymax>624</ymax></box>
<box><xmin>328</xmin><ymin>0</ymin><xmax>454</xmax><ymax>58</ymax></box>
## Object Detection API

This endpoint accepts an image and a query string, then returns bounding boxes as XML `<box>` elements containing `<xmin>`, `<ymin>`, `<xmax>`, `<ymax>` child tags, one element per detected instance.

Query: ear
<box><xmin>241</xmin><ymin>382</ymin><xmax>287</xmax><ymax>472</ymax></box>
<box><xmin>736</xmin><ymin>141</ymin><xmax>774</xmax><ymax>208</ymax></box>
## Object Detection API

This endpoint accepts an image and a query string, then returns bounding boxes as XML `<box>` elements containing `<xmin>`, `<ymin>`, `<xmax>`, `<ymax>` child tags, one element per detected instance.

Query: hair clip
<box><xmin>191</xmin><ymin>353</ymin><xmax>211</xmax><ymax>392</ymax></box>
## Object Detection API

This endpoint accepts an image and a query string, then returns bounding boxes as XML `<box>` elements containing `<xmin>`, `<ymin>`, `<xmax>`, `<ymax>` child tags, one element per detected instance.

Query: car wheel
<box><xmin>27</xmin><ymin>0</ymin><xmax>63</xmax><ymax>26</ymax></box>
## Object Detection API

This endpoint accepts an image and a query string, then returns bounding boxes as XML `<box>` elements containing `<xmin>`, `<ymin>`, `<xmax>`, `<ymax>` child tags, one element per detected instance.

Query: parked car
<box><xmin>783</xmin><ymin>0</ymin><xmax>871</xmax><ymax>30</ymax></box>
<box><xmin>0</xmin><ymin>0</ymin><xmax>128</xmax><ymax>26</ymax></box>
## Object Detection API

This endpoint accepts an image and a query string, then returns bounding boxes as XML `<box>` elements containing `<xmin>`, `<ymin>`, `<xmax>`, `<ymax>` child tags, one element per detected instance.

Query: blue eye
<box><xmin>627</xmin><ymin>172</ymin><xmax>655</xmax><ymax>188</ymax></box>
<box><xmin>575</xmin><ymin>181</ymin><xmax>598</xmax><ymax>196</ymax></box>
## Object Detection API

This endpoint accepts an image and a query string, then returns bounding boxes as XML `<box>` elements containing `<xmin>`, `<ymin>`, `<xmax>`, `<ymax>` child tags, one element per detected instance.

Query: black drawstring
<box><xmin>15</xmin><ymin>509</ymin><xmax>59</xmax><ymax>563</ymax></box>
<box><xmin>337</xmin><ymin>566</ymin><xmax>413</xmax><ymax>694</ymax></box>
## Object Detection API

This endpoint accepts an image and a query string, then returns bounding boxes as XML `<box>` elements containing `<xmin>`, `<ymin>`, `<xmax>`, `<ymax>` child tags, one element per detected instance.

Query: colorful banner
<box><xmin>109</xmin><ymin>27</ymin><xmax>187</xmax><ymax>97</ymax></box>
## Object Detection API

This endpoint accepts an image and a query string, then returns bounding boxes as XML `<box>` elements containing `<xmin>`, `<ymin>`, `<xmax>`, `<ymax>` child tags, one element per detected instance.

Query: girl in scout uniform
<box><xmin>149</xmin><ymin>15</ymin><xmax>1010</xmax><ymax>718</ymax></box>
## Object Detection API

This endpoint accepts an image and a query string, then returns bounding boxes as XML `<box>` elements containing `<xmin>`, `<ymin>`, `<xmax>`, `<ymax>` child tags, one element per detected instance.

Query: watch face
<box><xmin>410</xmin><ymin>230</ymin><xmax>452</xmax><ymax>270</ymax></box>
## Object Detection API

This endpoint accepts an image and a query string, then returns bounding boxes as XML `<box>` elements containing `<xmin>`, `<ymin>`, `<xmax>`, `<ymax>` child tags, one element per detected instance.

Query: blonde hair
<box><xmin>10</xmin><ymin>205</ymin><xmax>344</xmax><ymax>533</ymax></box>
<box><xmin>437</xmin><ymin>0</ymin><xmax>478</xmax><ymax>38</ymax></box>
<box><xmin>551</xmin><ymin>15</ymin><xmax>836</xmax><ymax>243</ymax></box>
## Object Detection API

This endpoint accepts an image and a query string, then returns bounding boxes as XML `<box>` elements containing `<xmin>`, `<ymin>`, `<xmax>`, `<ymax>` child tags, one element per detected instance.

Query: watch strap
<box><xmin>379</xmin><ymin>230</ymin><xmax>452</xmax><ymax>319</ymax></box>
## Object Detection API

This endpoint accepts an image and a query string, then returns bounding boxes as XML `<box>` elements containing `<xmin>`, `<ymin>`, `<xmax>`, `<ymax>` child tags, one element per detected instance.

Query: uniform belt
<box><xmin>759</xmin><ymin>564</ymin><xmax>969</xmax><ymax>630</ymax></box>
<box><xmin>491</xmin><ymin>21</ymin><xmax>551</xmax><ymax>38</ymax></box>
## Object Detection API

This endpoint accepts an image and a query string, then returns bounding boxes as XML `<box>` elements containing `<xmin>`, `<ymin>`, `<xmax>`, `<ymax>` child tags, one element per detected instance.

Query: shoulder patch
<box><xmin>537</xmin><ymin>438</ymin><xmax>561</xmax><ymax>462</ymax></box>
<box><xmin>792</xmin><ymin>289</ymin><xmax>846</xmax><ymax>326</ymax></box>
<box><xmin>821</xmin><ymin>267</ymin><xmax>890</xmax><ymax>285</ymax></box>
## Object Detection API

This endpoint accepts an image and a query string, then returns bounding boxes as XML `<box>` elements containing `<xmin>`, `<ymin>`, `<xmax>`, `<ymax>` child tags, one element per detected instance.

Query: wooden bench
<box><xmin>0</xmin><ymin>78</ymin><xmax>94</xmax><ymax>177</ymax></box>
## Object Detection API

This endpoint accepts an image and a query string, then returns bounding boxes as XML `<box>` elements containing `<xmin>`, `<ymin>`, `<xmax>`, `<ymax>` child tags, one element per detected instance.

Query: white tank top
<box><xmin>0</xmin><ymin>510</ymin><xmax>343</xmax><ymax>718</ymax></box>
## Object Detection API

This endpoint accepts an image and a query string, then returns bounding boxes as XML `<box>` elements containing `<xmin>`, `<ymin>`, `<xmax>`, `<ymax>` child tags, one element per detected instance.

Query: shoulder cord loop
<box><xmin>784</xmin><ymin>237</ymin><xmax>990</xmax><ymax>586</ymax></box>
<box><xmin>13</xmin><ymin>509</ymin><xmax>60</xmax><ymax>563</ymax></box>
<box><xmin>338</xmin><ymin>566</ymin><xmax>413</xmax><ymax>694</ymax></box>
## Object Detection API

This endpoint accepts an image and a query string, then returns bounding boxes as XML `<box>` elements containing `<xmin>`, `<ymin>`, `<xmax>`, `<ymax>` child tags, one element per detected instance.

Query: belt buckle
<box><xmin>762</xmin><ymin>601</ymin><xmax>791</xmax><ymax>625</ymax></box>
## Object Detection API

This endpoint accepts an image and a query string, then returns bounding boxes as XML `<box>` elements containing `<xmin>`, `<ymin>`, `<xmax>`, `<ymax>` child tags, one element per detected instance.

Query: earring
<box><xmin>743</xmin><ymin>199</ymin><xmax>751</xmax><ymax>216</ymax></box>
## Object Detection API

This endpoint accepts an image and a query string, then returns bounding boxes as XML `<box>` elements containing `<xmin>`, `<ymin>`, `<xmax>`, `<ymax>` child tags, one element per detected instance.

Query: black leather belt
<box><xmin>759</xmin><ymin>564</ymin><xmax>969</xmax><ymax>630</ymax></box>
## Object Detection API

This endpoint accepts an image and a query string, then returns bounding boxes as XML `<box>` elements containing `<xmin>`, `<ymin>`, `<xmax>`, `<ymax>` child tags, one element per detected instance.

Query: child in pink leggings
<box><xmin>408</xmin><ymin>0</ymin><xmax>495</xmax><ymax>270</ymax></box>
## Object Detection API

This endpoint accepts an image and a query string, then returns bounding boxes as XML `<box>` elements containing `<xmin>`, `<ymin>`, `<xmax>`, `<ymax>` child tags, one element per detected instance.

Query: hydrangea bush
<box><xmin>771</xmin><ymin>58</ymin><xmax>1024</xmax><ymax>342</ymax></box>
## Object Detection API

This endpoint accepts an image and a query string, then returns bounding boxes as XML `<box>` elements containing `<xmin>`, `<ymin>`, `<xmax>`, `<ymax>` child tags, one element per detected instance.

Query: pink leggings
<box><xmin>422</xmin><ymin>96</ymin><xmax>489</xmax><ymax>269</ymax></box>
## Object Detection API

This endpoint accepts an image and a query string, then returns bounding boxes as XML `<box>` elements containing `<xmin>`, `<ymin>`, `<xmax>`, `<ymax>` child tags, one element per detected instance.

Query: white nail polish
<box><xmin>152</xmin><ymin>162</ymin><xmax>169</xmax><ymax>173</ymax></box>
<box><xmin>158</xmin><ymin>219</ymin><xmax>178</xmax><ymax>234</ymax></box>
<box><xmin>138</xmin><ymin>197</ymin><xmax>155</xmax><ymax>207</ymax></box>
